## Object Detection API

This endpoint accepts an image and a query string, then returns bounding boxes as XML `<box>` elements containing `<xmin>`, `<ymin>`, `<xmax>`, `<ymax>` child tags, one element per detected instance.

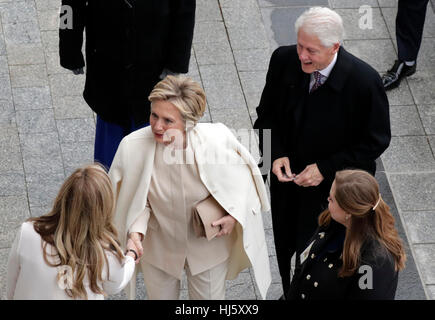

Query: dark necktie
<box><xmin>310</xmin><ymin>71</ymin><xmax>324</xmax><ymax>93</ymax></box>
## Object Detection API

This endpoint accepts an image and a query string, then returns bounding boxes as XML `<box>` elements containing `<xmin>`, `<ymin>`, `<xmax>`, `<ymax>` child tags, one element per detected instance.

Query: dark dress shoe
<box><xmin>382</xmin><ymin>60</ymin><xmax>416</xmax><ymax>91</ymax></box>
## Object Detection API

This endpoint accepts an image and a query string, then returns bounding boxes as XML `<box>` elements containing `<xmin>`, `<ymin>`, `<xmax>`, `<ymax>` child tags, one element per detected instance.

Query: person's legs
<box><xmin>186</xmin><ymin>259</ymin><xmax>228</xmax><ymax>300</ymax></box>
<box><xmin>396</xmin><ymin>0</ymin><xmax>429</xmax><ymax>62</ymax></box>
<box><xmin>141</xmin><ymin>261</ymin><xmax>181</xmax><ymax>300</ymax></box>
<box><xmin>94</xmin><ymin>116</ymin><xmax>128</xmax><ymax>170</ymax></box>
<box><xmin>270</xmin><ymin>174</ymin><xmax>296</xmax><ymax>298</ymax></box>
<box><xmin>94</xmin><ymin>115</ymin><xmax>148</xmax><ymax>170</ymax></box>
<box><xmin>383</xmin><ymin>0</ymin><xmax>429</xmax><ymax>90</ymax></box>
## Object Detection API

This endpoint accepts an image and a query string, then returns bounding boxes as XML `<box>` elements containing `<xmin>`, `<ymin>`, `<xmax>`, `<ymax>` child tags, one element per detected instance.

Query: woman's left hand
<box><xmin>212</xmin><ymin>215</ymin><xmax>237</xmax><ymax>237</ymax></box>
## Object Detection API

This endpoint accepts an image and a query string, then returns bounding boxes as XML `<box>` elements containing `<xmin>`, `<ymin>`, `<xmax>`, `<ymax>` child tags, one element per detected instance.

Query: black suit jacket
<box><xmin>59</xmin><ymin>0</ymin><xmax>196</xmax><ymax>126</ymax></box>
<box><xmin>254</xmin><ymin>45</ymin><xmax>391</xmax><ymax>184</ymax></box>
<box><xmin>287</xmin><ymin>220</ymin><xmax>399</xmax><ymax>300</ymax></box>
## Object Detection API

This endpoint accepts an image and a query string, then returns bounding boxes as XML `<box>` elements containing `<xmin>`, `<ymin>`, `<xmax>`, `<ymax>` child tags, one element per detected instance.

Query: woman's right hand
<box><xmin>127</xmin><ymin>232</ymin><xmax>144</xmax><ymax>264</ymax></box>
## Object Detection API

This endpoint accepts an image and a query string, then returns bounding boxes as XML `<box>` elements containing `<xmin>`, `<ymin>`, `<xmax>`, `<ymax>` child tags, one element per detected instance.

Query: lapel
<box><xmin>286</xmin><ymin>46</ymin><xmax>353</xmax><ymax>139</ymax></box>
<box><xmin>322</xmin><ymin>46</ymin><xmax>353</xmax><ymax>93</ymax></box>
<box><xmin>127</xmin><ymin>131</ymin><xmax>157</xmax><ymax>229</ymax></box>
<box><xmin>291</xmin><ymin>72</ymin><xmax>309</xmax><ymax>131</ymax></box>
<box><xmin>281</xmin><ymin>54</ymin><xmax>310</xmax><ymax>141</ymax></box>
<box><xmin>298</xmin><ymin>220</ymin><xmax>346</xmax><ymax>275</ymax></box>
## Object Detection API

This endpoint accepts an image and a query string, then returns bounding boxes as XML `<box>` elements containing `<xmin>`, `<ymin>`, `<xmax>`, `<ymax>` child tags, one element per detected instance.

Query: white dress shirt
<box><xmin>309</xmin><ymin>52</ymin><xmax>338</xmax><ymax>91</ymax></box>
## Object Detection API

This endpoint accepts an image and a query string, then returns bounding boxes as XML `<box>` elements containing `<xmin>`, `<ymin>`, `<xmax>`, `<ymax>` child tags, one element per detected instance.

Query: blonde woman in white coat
<box><xmin>7</xmin><ymin>164</ymin><xmax>136</xmax><ymax>300</ymax></box>
<box><xmin>109</xmin><ymin>75</ymin><xmax>272</xmax><ymax>300</ymax></box>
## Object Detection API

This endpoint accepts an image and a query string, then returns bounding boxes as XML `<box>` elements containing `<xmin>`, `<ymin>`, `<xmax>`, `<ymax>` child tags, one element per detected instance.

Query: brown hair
<box><xmin>27</xmin><ymin>164</ymin><xmax>124</xmax><ymax>299</ymax></box>
<box><xmin>148</xmin><ymin>75</ymin><xmax>207</xmax><ymax>126</ymax></box>
<box><xmin>318</xmin><ymin>169</ymin><xmax>406</xmax><ymax>277</ymax></box>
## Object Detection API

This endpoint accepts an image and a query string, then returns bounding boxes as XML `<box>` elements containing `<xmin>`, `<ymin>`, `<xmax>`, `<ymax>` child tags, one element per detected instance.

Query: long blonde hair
<box><xmin>28</xmin><ymin>164</ymin><xmax>124</xmax><ymax>299</ymax></box>
<box><xmin>318</xmin><ymin>170</ymin><xmax>406</xmax><ymax>277</ymax></box>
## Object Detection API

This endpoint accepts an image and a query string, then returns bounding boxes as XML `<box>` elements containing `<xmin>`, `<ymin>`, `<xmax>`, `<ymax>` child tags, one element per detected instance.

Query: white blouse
<box><xmin>7</xmin><ymin>222</ymin><xmax>135</xmax><ymax>300</ymax></box>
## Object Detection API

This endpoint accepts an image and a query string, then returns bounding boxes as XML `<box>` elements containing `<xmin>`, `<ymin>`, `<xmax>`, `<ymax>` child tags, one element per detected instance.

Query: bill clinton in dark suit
<box><xmin>253</xmin><ymin>7</ymin><xmax>391</xmax><ymax>298</ymax></box>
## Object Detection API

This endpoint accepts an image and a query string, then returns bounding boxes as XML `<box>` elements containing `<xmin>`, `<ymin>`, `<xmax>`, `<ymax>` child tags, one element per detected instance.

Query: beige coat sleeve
<box><xmin>108</xmin><ymin>138</ymin><xmax>129</xmax><ymax>247</ymax></box>
<box><xmin>128</xmin><ymin>200</ymin><xmax>151</xmax><ymax>237</ymax></box>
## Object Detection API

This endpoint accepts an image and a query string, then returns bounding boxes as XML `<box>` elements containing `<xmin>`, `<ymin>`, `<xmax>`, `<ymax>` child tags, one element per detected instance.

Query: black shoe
<box><xmin>382</xmin><ymin>60</ymin><xmax>416</xmax><ymax>91</ymax></box>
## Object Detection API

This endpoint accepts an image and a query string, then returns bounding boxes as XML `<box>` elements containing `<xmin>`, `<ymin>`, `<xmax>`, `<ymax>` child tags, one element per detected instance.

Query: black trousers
<box><xmin>396</xmin><ymin>0</ymin><xmax>430</xmax><ymax>61</ymax></box>
<box><xmin>270</xmin><ymin>172</ymin><xmax>329</xmax><ymax>295</ymax></box>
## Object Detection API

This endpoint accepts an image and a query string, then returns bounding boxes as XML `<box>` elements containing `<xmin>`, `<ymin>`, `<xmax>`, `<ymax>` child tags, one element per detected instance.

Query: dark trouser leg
<box><xmin>270</xmin><ymin>174</ymin><xmax>296</xmax><ymax>296</ymax></box>
<box><xmin>94</xmin><ymin>115</ymin><xmax>148</xmax><ymax>170</ymax></box>
<box><xmin>396</xmin><ymin>0</ymin><xmax>429</xmax><ymax>61</ymax></box>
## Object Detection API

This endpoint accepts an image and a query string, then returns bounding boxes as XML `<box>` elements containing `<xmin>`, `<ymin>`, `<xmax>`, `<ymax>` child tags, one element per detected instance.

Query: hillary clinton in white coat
<box><xmin>109</xmin><ymin>76</ymin><xmax>271</xmax><ymax>300</ymax></box>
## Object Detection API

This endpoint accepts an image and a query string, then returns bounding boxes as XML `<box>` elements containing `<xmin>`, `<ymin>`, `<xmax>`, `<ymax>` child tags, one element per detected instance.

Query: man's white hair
<box><xmin>295</xmin><ymin>7</ymin><xmax>344</xmax><ymax>48</ymax></box>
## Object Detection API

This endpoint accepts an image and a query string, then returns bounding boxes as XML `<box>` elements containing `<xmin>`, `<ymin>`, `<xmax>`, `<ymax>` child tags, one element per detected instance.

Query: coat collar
<box><xmin>323</xmin><ymin>46</ymin><xmax>353</xmax><ymax>93</ymax></box>
<box><xmin>298</xmin><ymin>220</ymin><xmax>346</xmax><ymax>274</ymax></box>
<box><xmin>287</xmin><ymin>46</ymin><xmax>353</xmax><ymax>93</ymax></box>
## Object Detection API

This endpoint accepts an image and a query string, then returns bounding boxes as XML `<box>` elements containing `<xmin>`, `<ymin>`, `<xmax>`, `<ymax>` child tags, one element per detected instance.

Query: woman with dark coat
<box><xmin>287</xmin><ymin>169</ymin><xmax>406</xmax><ymax>300</ymax></box>
<box><xmin>59</xmin><ymin>0</ymin><xmax>196</xmax><ymax>169</ymax></box>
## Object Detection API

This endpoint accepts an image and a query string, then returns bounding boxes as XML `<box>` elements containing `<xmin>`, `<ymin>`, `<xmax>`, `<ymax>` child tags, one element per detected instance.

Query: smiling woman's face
<box><xmin>150</xmin><ymin>100</ymin><xmax>185</xmax><ymax>145</ymax></box>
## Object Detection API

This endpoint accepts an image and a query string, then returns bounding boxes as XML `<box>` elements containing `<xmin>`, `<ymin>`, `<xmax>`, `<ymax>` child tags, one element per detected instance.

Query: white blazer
<box><xmin>109</xmin><ymin>123</ymin><xmax>272</xmax><ymax>299</ymax></box>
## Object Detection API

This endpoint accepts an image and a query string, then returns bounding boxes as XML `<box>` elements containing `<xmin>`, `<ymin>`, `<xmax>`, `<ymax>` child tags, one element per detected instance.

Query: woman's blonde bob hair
<box><xmin>148</xmin><ymin>75</ymin><xmax>207</xmax><ymax>126</ymax></box>
<box><xmin>318</xmin><ymin>169</ymin><xmax>406</xmax><ymax>277</ymax></box>
<box><xmin>28</xmin><ymin>163</ymin><xmax>124</xmax><ymax>299</ymax></box>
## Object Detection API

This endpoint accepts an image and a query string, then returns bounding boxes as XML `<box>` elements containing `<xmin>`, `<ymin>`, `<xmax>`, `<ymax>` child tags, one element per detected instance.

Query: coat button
<box><xmin>314</xmin><ymin>282</ymin><xmax>318</xmax><ymax>287</ymax></box>
<box><xmin>318</xmin><ymin>232</ymin><xmax>325</xmax><ymax>238</ymax></box>
<box><xmin>306</xmin><ymin>274</ymin><xmax>311</xmax><ymax>280</ymax></box>
<box><xmin>328</xmin><ymin>263</ymin><xmax>333</xmax><ymax>268</ymax></box>
<box><xmin>311</xmin><ymin>253</ymin><xmax>315</xmax><ymax>259</ymax></box>
<box><xmin>301</xmin><ymin>294</ymin><xmax>306</xmax><ymax>299</ymax></box>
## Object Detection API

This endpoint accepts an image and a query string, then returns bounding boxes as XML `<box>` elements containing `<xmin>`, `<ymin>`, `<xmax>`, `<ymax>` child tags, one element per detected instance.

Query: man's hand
<box><xmin>212</xmin><ymin>215</ymin><xmax>237</xmax><ymax>237</ymax></box>
<box><xmin>272</xmin><ymin>157</ymin><xmax>296</xmax><ymax>182</ymax></box>
<box><xmin>127</xmin><ymin>232</ymin><xmax>144</xmax><ymax>264</ymax></box>
<box><xmin>293</xmin><ymin>164</ymin><xmax>324</xmax><ymax>187</ymax></box>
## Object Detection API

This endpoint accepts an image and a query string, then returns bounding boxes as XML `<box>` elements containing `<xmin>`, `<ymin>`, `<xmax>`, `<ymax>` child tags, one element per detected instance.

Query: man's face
<box><xmin>296</xmin><ymin>28</ymin><xmax>340</xmax><ymax>74</ymax></box>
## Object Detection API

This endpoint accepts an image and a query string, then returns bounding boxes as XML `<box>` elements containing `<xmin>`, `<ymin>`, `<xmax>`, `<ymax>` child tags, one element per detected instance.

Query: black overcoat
<box><xmin>287</xmin><ymin>220</ymin><xmax>399</xmax><ymax>300</ymax></box>
<box><xmin>253</xmin><ymin>45</ymin><xmax>391</xmax><ymax>293</ymax></box>
<box><xmin>59</xmin><ymin>0</ymin><xmax>196</xmax><ymax>126</ymax></box>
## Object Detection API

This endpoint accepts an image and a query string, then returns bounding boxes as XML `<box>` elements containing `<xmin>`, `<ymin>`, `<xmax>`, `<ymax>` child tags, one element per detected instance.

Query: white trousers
<box><xmin>142</xmin><ymin>259</ymin><xmax>228</xmax><ymax>300</ymax></box>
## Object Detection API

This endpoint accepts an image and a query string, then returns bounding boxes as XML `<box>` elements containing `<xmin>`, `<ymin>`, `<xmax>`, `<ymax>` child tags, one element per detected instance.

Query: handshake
<box><xmin>125</xmin><ymin>232</ymin><xmax>144</xmax><ymax>264</ymax></box>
